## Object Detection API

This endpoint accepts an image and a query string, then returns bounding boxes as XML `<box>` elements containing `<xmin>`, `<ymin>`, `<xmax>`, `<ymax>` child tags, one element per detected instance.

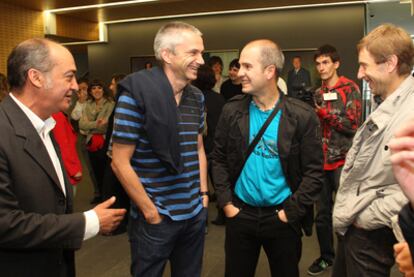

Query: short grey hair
<box><xmin>259</xmin><ymin>41</ymin><xmax>285</xmax><ymax>74</ymax></box>
<box><xmin>7</xmin><ymin>38</ymin><xmax>57</xmax><ymax>90</ymax></box>
<box><xmin>153</xmin><ymin>21</ymin><xmax>202</xmax><ymax>61</ymax></box>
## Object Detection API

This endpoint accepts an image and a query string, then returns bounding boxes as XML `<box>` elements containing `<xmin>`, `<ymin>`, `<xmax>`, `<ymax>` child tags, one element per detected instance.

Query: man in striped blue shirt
<box><xmin>111</xmin><ymin>22</ymin><xmax>208</xmax><ymax>277</ymax></box>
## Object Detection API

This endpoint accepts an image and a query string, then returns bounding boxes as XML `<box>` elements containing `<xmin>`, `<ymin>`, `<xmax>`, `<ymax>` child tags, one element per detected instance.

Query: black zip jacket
<box><xmin>211</xmin><ymin>93</ymin><xmax>324</xmax><ymax>235</ymax></box>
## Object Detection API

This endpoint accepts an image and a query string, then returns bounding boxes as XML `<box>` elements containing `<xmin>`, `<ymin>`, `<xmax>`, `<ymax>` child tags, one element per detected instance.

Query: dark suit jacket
<box><xmin>287</xmin><ymin>67</ymin><xmax>311</xmax><ymax>98</ymax></box>
<box><xmin>0</xmin><ymin>96</ymin><xmax>85</xmax><ymax>277</ymax></box>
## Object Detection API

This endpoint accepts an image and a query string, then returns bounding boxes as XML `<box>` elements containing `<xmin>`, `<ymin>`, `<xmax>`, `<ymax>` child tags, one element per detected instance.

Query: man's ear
<box><xmin>26</xmin><ymin>68</ymin><xmax>44</xmax><ymax>88</ymax></box>
<box><xmin>161</xmin><ymin>49</ymin><xmax>172</xmax><ymax>64</ymax></box>
<box><xmin>334</xmin><ymin>61</ymin><xmax>340</xmax><ymax>70</ymax></box>
<box><xmin>265</xmin><ymin>64</ymin><xmax>277</xmax><ymax>80</ymax></box>
<box><xmin>386</xmin><ymin>54</ymin><xmax>398</xmax><ymax>74</ymax></box>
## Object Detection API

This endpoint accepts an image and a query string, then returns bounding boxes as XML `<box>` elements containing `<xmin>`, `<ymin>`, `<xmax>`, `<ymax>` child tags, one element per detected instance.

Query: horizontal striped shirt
<box><xmin>112</xmin><ymin>86</ymin><xmax>205</xmax><ymax>221</ymax></box>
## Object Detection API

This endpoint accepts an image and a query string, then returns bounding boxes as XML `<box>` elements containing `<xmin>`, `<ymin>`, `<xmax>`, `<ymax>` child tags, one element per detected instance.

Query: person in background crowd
<box><xmin>307</xmin><ymin>44</ymin><xmax>362</xmax><ymax>276</ymax></box>
<box><xmin>0</xmin><ymin>73</ymin><xmax>8</xmax><ymax>102</ymax></box>
<box><xmin>79</xmin><ymin>79</ymin><xmax>115</xmax><ymax>205</ymax></box>
<box><xmin>278</xmin><ymin>77</ymin><xmax>288</xmax><ymax>95</ymax></box>
<box><xmin>287</xmin><ymin>56</ymin><xmax>311</xmax><ymax>99</ymax></box>
<box><xmin>212</xmin><ymin>39</ymin><xmax>323</xmax><ymax>277</ymax></box>
<box><xmin>71</xmin><ymin>79</ymin><xmax>88</xmax><ymax>131</ymax></box>
<box><xmin>52</xmin><ymin>111</ymin><xmax>82</xmax><ymax>195</ymax></box>
<box><xmin>209</xmin><ymin>56</ymin><xmax>227</xmax><ymax>93</ymax></box>
<box><xmin>332</xmin><ymin>24</ymin><xmax>414</xmax><ymax>277</ymax></box>
<box><xmin>102</xmin><ymin>73</ymin><xmax>129</xmax><ymax>235</ymax></box>
<box><xmin>111</xmin><ymin>21</ymin><xmax>208</xmax><ymax>277</ymax></box>
<box><xmin>193</xmin><ymin>65</ymin><xmax>226</xmax><ymax>227</ymax></box>
<box><xmin>220</xmin><ymin>58</ymin><xmax>243</xmax><ymax>101</ymax></box>
<box><xmin>0</xmin><ymin>37</ymin><xmax>125</xmax><ymax>277</ymax></box>
<box><xmin>144</xmin><ymin>61</ymin><xmax>153</xmax><ymax>70</ymax></box>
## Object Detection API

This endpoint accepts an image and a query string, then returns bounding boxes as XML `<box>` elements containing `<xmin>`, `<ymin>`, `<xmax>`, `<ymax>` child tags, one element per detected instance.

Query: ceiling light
<box><xmin>103</xmin><ymin>1</ymin><xmax>365</xmax><ymax>24</ymax></box>
<box><xmin>46</xmin><ymin>0</ymin><xmax>158</xmax><ymax>13</ymax></box>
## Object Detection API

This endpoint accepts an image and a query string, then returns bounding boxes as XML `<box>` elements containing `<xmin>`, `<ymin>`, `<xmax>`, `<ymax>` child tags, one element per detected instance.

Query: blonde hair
<box><xmin>357</xmin><ymin>24</ymin><xmax>414</xmax><ymax>76</ymax></box>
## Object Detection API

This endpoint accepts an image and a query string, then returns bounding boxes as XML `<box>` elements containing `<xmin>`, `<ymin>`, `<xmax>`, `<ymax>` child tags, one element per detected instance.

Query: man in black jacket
<box><xmin>211</xmin><ymin>39</ymin><xmax>324</xmax><ymax>277</ymax></box>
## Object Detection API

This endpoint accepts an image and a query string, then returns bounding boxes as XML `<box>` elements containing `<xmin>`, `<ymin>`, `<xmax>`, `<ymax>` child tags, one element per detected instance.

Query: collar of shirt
<box><xmin>9</xmin><ymin>93</ymin><xmax>56</xmax><ymax>138</ymax></box>
<box><xmin>369</xmin><ymin>75</ymin><xmax>414</xmax><ymax>131</ymax></box>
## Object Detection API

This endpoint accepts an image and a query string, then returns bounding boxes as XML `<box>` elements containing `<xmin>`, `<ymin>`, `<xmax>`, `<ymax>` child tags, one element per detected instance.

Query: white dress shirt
<box><xmin>10</xmin><ymin>93</ymin><xmax>99</xmax><ymax>240</ymax></box>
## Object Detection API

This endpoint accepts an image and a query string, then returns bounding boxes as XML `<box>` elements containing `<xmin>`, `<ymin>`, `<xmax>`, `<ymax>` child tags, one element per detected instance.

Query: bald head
<box><xmin>243</xmin><ymin>39</ymin><xmax>285</xmax><ymax>73</ymax></box>
<box><xmin>7</xmin><ymin>38</ymin><xmax>66</xmax><ymax>90</ymax></box>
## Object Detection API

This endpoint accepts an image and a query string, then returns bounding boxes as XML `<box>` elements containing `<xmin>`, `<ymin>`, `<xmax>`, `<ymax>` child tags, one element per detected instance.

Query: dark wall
<box><xmin>88</xmin><ymin>4</ymin><xmax>365</xmax><ymax>84</ymax></box>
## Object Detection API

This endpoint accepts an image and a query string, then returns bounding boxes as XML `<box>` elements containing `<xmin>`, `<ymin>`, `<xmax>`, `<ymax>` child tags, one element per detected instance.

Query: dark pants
<box><xmin>315</xmin><ymin>167</ymin><xmax>342</xmax><ymax>262</ymax></box>
<box><xmin>102</xmin><ymin>158</ymin><xmax>130</xmax><ymax>231</ymax></box>
<box><xmin>332</xmin><ymin>226</ymin><xmax>396</xmax><ymax>277</ymax></box>
<box><xmin>225</xmin><ymin>200</ymin><xmax>302</xmax><ymax>277</ymax></box>
<box><xmin>88</xmin><ymin>147</ymin><xmax>107</xmax><ymax>198</ymax></box>
<box><xmin>128</xmin><ymin>208</ymin><xmax>206</xmax><ymax>277</ymax></box>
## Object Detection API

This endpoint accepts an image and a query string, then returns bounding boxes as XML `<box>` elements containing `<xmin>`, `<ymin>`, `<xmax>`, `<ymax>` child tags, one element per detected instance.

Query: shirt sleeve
<box><xmin>83</xmin><ymin>210</ymin><xmax>99</xmax><ymax>240</ymax></box>
<box><xmin>112</xmin><ymin>91</ymin><xmax>144</xmax><ymax>145</ymax></box>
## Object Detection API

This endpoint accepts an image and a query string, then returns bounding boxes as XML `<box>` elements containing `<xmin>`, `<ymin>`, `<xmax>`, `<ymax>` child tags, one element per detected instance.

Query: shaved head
<box><xmin>243</xmin><ymin>39</ymin><xmax>285</xmax><ymax>73</ymax></box>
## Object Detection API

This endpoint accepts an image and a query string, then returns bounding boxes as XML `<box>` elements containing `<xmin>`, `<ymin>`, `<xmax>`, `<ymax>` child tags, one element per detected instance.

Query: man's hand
<box><xmin>389</xmin><ymin>118</ymin><xmax>414</xmax><ymax>207</ymax></box>
<box><xmin>277</xmin><ymin>209</ymin><xmax>288</xmax><ymax>223</ymax></box>
<box><xmin>93</xmin><ymin>196</ymin><xmax>127</xmax><ymax>235</ymax></box>
<box><xmin>223</xmin><ymin>203</ymin><xmax>240</xmax><ymax>218</ymax></box>
<box><xmin>202</xmin><ymin>195</ymin><xmax>209</xmax><ymax>208</ymax></box>
<box><xmin>394</xmin><ymin>242</ymin><xmax>414</xmax><ymax>277</ymax></box>
<box><xmin>144</xmin><ymin>210</ymin><xmax>164</xmax><ymax>225</ymax></box>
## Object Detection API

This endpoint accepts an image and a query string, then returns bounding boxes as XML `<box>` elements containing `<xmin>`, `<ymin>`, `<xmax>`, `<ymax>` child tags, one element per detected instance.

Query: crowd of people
<box><xmin>0</xmin><ymin>20</ymin><xmax>413</xmax><ymax>277</ymax></box>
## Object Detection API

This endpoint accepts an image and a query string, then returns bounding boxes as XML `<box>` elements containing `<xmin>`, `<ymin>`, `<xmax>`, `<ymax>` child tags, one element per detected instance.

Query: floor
<box><xmin>73</xmin><ymin>166</ymin><xmax>402</xmax><ymax>277</ymax></box>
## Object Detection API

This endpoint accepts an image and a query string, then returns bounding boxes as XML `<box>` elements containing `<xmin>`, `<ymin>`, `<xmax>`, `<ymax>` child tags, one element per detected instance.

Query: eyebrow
<box><xmin>64</xmin><ymin>70</ymin><xmax>77</xmax><ymax>76</ymax></box>
<box><xmin>187</xmin><ymin>48</ymin><xmax>203</xmax><ymax>53</ymax></box>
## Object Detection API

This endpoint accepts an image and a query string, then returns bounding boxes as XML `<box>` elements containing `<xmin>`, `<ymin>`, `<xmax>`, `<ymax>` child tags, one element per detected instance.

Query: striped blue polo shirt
<box><xmin>112</xmin><ymin>87</ymin><xmax>205</xmax><ymax>221</ymax></box>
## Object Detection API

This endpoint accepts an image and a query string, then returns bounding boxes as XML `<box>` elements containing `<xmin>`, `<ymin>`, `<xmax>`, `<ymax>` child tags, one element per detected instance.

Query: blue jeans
<box><xmin>128</xmin><ymin>208</ymin><xmax>206</xmax><ymax>277</ymax></box>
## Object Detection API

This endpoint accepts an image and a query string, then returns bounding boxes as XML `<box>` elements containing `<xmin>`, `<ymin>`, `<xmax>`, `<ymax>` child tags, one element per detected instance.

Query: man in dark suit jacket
<box><xmin>0</xmin><ymin>38</ymin><xmax>126</xmax><ymax>277</ymax></box>
<box><xmin>287</xmin><ymin>56</ymin><xmax>311</xmax><ymax>99</ymax></box>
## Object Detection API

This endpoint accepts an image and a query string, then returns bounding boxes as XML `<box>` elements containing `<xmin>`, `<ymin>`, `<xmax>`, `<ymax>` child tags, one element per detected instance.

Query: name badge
<box><xmin>323</xmin><ymin>92</ymin><xmax>338</xmax><ymax>101</ymax></box>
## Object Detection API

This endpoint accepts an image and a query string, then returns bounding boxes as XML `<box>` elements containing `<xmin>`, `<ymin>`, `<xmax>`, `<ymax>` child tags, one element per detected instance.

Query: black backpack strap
<box><xmin>235</xmin><ymin>95</ymin><xmax>284</xmax><ymax>182</ymax></box>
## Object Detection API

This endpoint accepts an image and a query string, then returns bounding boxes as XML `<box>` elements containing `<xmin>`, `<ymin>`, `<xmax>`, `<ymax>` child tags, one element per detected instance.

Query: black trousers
<box><xmin>102</xmin><ymin>158</ymin><xmax>130</xmax><ymax>230</ymax></box>
<box><xmin>332</xmin><ymin>225</ymin><xmax>396</xmax><ymax>277</ymax></box>
<box><xmin>225</xmin><ymin>199</ymin><xmax>302</xmax><ymax>277</ymax></box>
<box><xmin>315</xmin><ymin>167</ymin><xmax>342</xmax><ymax>262</ymax></box>
<box><xmin>88</xmin><ymin>147</ymin><xmax>107</xmax><ymax>198</ymax></box>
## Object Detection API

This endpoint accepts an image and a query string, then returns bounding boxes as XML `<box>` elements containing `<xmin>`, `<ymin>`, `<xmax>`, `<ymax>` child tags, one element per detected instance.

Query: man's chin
<box><xmin>187</xmin><ymin>73</ymin><xmax>197</xmax><ymax>82</ymax></box>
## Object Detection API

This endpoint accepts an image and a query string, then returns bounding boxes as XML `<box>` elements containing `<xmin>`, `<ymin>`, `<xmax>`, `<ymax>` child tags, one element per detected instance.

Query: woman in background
<box><xmin>208</xmin><ymin>56</ymin><xmax>227</xmax><ymax>93</ymax></box>
<box><xmin>79</xmin><ymin>79</ymin><xmax>115</xmax><ymax>204</ymax></box>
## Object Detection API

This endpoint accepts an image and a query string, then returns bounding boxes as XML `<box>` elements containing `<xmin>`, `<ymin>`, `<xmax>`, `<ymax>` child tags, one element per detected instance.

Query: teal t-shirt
<box><xmin>235</xmin><ymin>100</ymin><xmax>291</xmax><ymax>207</ymax></box>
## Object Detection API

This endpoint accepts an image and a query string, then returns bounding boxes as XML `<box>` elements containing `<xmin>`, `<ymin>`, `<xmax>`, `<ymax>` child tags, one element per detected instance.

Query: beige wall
<box><xmin>0</xmin><ymin>2</ymin><xmax>44</xmax><ymax>74</ymax></box>
<box><xmin>56</xmin><ymin>15</ymin><xmax>99</xmax><ymax>41</ymax></box>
